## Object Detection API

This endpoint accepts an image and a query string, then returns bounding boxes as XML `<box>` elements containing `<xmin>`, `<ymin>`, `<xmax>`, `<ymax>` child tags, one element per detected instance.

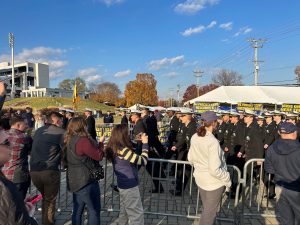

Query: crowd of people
<box><xmin>0</xmin><ymin>78</ymin><xmax>299</xmax><ymax>224</ymax></box>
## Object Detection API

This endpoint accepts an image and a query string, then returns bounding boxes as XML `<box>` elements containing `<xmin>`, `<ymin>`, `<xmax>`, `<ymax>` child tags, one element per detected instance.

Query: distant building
<box><xmin>21</xmin><ymin>87</ymin><xmax>86</xmax><ymax>99</ymax></box>
<box><xmin>0</xmin><ymin>61</ymin><xmax>49</xmax><ymax>97</ymax></box>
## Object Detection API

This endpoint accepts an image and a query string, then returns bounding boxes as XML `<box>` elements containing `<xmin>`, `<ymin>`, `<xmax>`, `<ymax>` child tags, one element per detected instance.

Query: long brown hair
<box><xmin>105</xmin><ymin>124</ymin><xmax>133</xmax><ymax>162</ymax></box>
<box><xmin>197</xmin><ymin>120</ymin><xmax>215</xmax><ymax>137</ymax></box>
<box><xmin>62</xmin><ymin>117</ymin><xmax>97</xmax><ymax>161</ymax></box>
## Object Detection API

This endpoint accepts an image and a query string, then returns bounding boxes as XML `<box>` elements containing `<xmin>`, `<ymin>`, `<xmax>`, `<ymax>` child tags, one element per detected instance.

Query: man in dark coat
<box><xmin>273</xmin><ymin>110</ymin><xmax>284</xmax><ymax>140</ymax></box>
<box><xmin>59</xmin><ymin>109</ymin><xmax>68</xmax><ymax>129</ymax></box>
<box><xmin>131</xmin><ymin>109</ymin><xmax>165</xmax><ymax>193</ymax></box>
<box><xmin>170</xmin><ymin>108</ymin><xmax>197</xmax><ymax>196</ymax></box>
<box><xmin>141</xmin><ymin>108</ymin><xmax>165</xmax><ymax>158</ymax></box>
<box><xmin>238</xmin><ymin>110</ymin><xmax>264</xmax><ymax>160</ymax></box>
<box><xmin>165</xmin><ymin>108</ymin><xmax>180</xmax><ymax>160</ymax></box>
<box><xmin>265</xmin><ymin>122</ymin><xmax>300</xmax><ymax>225</ymax></box>
<box><xmin>84</xmin><ymin>108</ymin><xmax>97</xmax><ymax>140</ymax></box>
<box><xmin>120</xmin><ymin>110</ymin><xmax>128</xmax><ymax>125</ymax></box>
<box><xmin>22</xmin><ymin>107</ymin><xmax>35</xmax><ymax>129</ymax></box>
<box><xmin>262</xmin><ymin>112</ymin><xmax>277</xmax><ymax>199</ymax></box>
<box><xmin>103</xmin><ymin>111</ymin><xmax>114</xmax><ymax>124</ymax></box>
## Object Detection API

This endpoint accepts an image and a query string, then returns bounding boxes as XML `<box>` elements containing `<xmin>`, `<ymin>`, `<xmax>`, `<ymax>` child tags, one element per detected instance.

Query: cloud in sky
<box><xmin>175</xmin><ymin>0</ymin><xmax>220</xmax><ymax>15</ymax></box>
<box><xmin>181</xmin><ymin>25</ymin><xmax>206</xmax><ymax>36</ymax></box>
<box><xmin>181</xmin><ymin>20</ymin><xmax>217</xmax><ymax>37</ymax></box>
<box><xmin>207</xmin><ymin>20</ymin><xmax>217</xmax><ymax>28</ymax></box>
<box><xmin>96</xmin><ymin>0</ymin><xmax>124</xmax><ymax>6</ymax></box>
<box><xmin>0</xmin><ymin>46</ymin><xmax>68</xmax><ymax>80</ymax></box>
<box><xmin>85</xmin><ymin>75</ymin><xmax>103</xmax><ymax>83</ymax></box>
<box><xmin>163</xmin><ymin>72</ymin><xmax>179</xmax><ymax>78</ymax></box>
<box><xmin>219</xmin><ymin>22</ymin><xmax>233</xmax><ymax>30</ymax></box>
<box><xmin>49</xmin><ymin>60</ymin><xmax>68</xmax><ymax>69</ymax></box>
<box><xmin>78</xmin><ymin>67</ymin><xmax>103</xmax><ymax>83</ymax></box>
<box><xmin>114</xmin><ymin>69</ymin><xmax>131</xmax><ymax>77</ymax></box>
<box><xmin>148</xmin><ymin>55</ymin><xmax>185</xmax><ymax>70</ymax></box>
<box><xmin>234</xmin><ymin>27</ymin><xmax>252</xmax><ymax>37</ymax></box>
<box><xmin>78</xmin><ymin>67</ymin><xmax>98</xmax><ymax>77</ymax></box>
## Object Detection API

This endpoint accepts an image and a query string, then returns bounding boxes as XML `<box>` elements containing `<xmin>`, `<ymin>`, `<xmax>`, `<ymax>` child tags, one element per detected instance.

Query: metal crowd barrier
<box><xmin>102</xmin><ymin>158</ymin><xmax>241</xmax><ymax>224</ymax></box>
<box><xmin>29</xmin><ymin>158</ymin><xmax>243</xmax><ymax>224</ymax></box>
<box><xmin>240</xmin><ymin>158</ymin><xmax>278</xmax><ymax>224</ymax></box>
<box><xmin>28</xmin><ymin>156</ymin><xmax>279</xmax><ymax>224</ymax></box>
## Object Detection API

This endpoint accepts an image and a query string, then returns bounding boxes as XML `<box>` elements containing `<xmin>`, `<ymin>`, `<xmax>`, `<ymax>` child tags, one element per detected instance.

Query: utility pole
<box><xmin>193</xmin><ymin>69</ymin><xmax>204</xmax><ymax>96</ymax></box>
<box><xmin>168</xmin><ymin>88</ymin><xmax>174</xmax><ymax>107</ymax></box>
<box><xmin>176</xmin><ymin>84</ymin><xmax>180</xmax><ymax>103</ymax></box>
<box><xmin>248</xmin><ymin>38</ymin><xmax>267</xmax><ymax>86</ymax></box>
<box><xmin>9</xmin><ymin>32</ymin><xmax>15</xmax><ymax>99</ymax></box>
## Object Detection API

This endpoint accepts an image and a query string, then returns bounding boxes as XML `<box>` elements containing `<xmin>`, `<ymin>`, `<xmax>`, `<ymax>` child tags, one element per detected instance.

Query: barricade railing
<box><xmin>28</xmin><ymin>158</ymin><xmax>242</xmax><ymax>224</ymax></box>
<box><xmin>240</xmin><ymin>158</ymin><xmax>278</xmax><ymax>224</ymax></box>
<box><xmin>30</xmin><ymin>157</ymin><xmax>280</xmax><ymax>224</ymax></box>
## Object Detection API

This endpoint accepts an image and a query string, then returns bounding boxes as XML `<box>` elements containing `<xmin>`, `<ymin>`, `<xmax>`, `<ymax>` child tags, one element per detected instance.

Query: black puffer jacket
<box><xmin>0</xmin><ymin>173</ymin><xmax>38</xmax><ymax>225</ymax></box>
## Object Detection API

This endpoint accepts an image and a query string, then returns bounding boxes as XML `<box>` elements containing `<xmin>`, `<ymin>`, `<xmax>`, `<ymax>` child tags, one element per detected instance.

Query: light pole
<box><xmin>9</xmin><ymin>32</ymin><xmax>15</xmax><ymax>99</ymax></box>
<box><xmin>193</xmin><ymin>69</ymin><xmax>203</xmax><ymax>96</ymax></box>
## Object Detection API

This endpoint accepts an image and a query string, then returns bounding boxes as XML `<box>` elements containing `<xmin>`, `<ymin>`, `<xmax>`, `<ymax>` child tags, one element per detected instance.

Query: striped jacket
<box><xmin>113</xmin><ymin>143</ymin><xmax>149</xmax><ymax>189</ymax></box>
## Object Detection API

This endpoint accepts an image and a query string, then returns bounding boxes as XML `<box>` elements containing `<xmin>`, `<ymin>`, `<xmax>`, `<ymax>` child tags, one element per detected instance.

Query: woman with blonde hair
<box><xmin>63</xmin><ymin>117</ymin><xmax>104</xmax><ymax>225</ymax></box>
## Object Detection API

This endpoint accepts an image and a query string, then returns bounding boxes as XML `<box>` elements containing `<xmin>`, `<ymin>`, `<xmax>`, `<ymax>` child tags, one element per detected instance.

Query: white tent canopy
<box><xmin>149</xmin><ymin>106</ymin><xmax>166</xmax><ymax>111</ymax></box>
<box><xmin>128</xmin><ymin>104</ymin><xmax>146</xmax><ymax>110</ymax></box>
<box><xmin>186</xmin><ymin>86</ymin><xmax>300</xmax><ymax>105</ymax></box>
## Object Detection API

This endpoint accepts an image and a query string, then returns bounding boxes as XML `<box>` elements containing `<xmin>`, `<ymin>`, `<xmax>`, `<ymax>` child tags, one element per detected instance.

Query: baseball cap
<box><xmin>279</xmin><ymin>122</ymin><xmax>300</xmax><ymax>134</ymax></box>
<box><xmin>200</xmin><ymin>111</ymin><xmax>219</xmax><ymax>123</ymax></box>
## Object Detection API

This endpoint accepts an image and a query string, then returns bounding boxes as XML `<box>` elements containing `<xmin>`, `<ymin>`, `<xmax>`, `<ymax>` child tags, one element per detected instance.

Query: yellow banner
<box><xmin>96</xmin><ymin>126</ymin><xmax>113</xmax><ymax>138</ymax></box>
<box><xmin>237</xmin><ymin>103</ymin><xmax>262</xmax><ymax>111</ymax></box>
<box><xmin>194</xmin><ymin>102</ymin><xmax>219</xmax><ymax>113</ymax></box>
<box><xmin>282</xmin><ymin>104</ymin><xmax>300</xmax><ymax>113</ymax></box>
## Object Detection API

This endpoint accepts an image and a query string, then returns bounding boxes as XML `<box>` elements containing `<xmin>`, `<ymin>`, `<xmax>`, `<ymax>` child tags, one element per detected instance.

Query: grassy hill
<box><xmin>3</xmin><ymin>97</ymin><xmax>114</xmax><ymax>112</ymax></box>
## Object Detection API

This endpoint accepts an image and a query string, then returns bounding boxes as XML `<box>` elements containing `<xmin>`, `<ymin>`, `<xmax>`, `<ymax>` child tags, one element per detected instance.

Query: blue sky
<box><xmin>1</xmin><ymin>0</ymin><xmax>300</xmax><ymax>99</ymax></box>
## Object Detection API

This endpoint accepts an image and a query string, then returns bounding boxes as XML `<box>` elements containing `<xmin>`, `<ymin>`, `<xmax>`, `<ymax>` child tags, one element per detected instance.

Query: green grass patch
<box><xmin>4</xmin><ymin>97</ymin><xmax>114</xmax><ymax>113</ymax></box>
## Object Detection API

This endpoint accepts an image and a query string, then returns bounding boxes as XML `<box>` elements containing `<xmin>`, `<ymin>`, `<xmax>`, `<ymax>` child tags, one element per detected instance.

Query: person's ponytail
<box><xmin>197</xmin><ymin>125</ymin><xmax>207</xmax><ymax>137</ymax></box>
<box><xmin>197</xmin><ymin>121</ymin><xmax>214</xmax><ymax>137</ymax></box>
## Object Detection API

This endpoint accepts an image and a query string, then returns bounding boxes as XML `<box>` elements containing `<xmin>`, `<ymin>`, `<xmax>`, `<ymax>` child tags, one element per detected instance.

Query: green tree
<box><xmin>71</xmin><ymin>77</ymin><xmax>86</xmax><ymax>92</ymax></box>
<box><xmin>58</xmin><ymin>79</ymin><xmax>72</xmax><ymax>90</ymax></box>
<box><xmin>58</xmin><ymin>77</ymin><xmax>86</xmax><ymax>92</ymax></box>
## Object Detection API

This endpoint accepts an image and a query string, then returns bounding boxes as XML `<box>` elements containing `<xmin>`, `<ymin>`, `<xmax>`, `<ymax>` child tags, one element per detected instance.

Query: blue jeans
<box><xmin>72</xmin><ymin>181</ymin><xmax>101</xmax><ymax>225</ymax></box>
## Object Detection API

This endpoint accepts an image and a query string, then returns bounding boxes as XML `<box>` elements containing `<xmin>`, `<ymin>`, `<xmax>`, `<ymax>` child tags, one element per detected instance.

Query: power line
<box><xmin>258</xmin><ymin>78</ymin><xmax>297</xmax><ymax>85</ymax></box>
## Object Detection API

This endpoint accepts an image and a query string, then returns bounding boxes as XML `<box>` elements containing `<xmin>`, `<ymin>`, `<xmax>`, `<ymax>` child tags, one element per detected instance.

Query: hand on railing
<box><xmin>237</xmin><ymin>152</ymin><xmax>243</xmax><ymax>158</ymax></box>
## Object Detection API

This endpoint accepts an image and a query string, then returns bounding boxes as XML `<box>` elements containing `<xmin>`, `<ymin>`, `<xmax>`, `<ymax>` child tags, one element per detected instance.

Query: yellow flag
<box><xmin>73</xmin><ymin>84</ymin><xmax>80</xmax><ymax>107</ymax></box>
